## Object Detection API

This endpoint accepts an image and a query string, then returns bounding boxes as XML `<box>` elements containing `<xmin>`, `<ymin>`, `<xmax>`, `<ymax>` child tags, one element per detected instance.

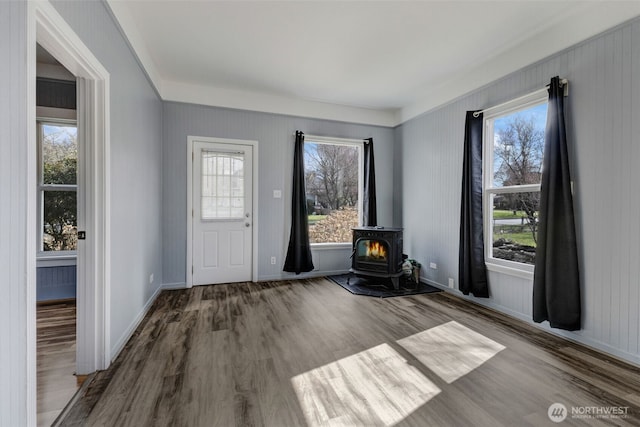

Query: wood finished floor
<box><xmin>60</xmin><ymin>279</ymin><xmax>640</xmax><ymax>426</ymax></box>
<box><xmin>37</xmin><ymin>301</ymin><xmax>79</xmax><ymax>426</ymax></box>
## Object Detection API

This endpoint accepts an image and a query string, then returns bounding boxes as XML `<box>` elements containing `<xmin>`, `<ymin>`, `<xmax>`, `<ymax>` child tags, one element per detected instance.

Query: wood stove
<box><xmin>350</xmin><ymin>227</ymin><xmax>404</xmax><ymax>289</ymax></box>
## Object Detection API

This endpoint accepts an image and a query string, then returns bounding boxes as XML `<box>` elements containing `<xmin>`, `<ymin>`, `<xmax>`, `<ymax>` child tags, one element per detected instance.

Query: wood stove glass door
<box><xmin>356</xmin><ymin>239</ymin><xmax>389</xmax><ymax>263</ymax></box>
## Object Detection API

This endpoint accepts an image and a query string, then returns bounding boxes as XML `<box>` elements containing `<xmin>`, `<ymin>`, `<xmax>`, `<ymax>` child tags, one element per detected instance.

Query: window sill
<box><xmin>37</xmin><ymin>253</ymin><xmax>77</xmax><ymax>268</ymax></box>
<box><xmin>310</xmin><ymin>243</ymin><xmax>352</xmax><ymax>251</ymax></box>
<box><xmin>486</xmin><ymin>261</ymin><xmax>534</xmax><ymax>280</ymax></box>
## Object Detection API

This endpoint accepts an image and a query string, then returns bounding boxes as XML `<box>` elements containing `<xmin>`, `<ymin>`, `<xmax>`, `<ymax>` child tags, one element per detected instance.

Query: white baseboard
<box><xmin>478</xmin><ymin>297</ymin><xmax>640</xmax><ymax>367</ymax></box>
<box><xmin>257</xmin><ymin>274</ymin><xmax>284</xmax><ymax>281</ymax></box>
<box><xmin>421</xmin><ymin>277</ymin><xmax>447</xmax><ymax>289</ymax></box>
<box><xmin>261</xmin><ymin>269</ymin><xmax>350</xmax><ymax>282</ymax></box>
<box><xmin>421</xmin><ymin>276</ymin><xmax>640</xmax><ymax>367</ymax></box>
<box><xmin>162</xmin><ymin>282</ymin><xmax>187</xmax><ymax>290</ymax></box>
<box><xmin>109</xmin><ymin>285</ymin><xmax>162</xmax><ymax>362</ymax></box>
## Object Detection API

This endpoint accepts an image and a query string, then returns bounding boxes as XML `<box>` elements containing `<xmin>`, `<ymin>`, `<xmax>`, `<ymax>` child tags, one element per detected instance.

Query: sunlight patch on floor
<box><xmin>291</xmin><ymin>343</ymin><xmax>441</xmax><ymax>427</ymax></box>
<box><xmin>397</xmin><ymin>320</ymin><xmax>505</xmax><ymax>384</ymax></box>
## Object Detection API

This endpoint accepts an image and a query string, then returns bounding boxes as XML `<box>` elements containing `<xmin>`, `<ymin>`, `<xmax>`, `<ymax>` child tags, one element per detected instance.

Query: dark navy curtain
<box><xmin>284</xmin><ymin>131</ymin><xmax>314</xmax><ymax>274</ymax></box>
<box><xmin>459</xmin><ymin>111</ymin><xmax>489</xmax><ymax>297</ymax></box>
<box><xmin>533</xmin><ymin>77</ymin><xmax>581</xmax><ymax>330</ymax></box>
<box><xmin>363</xmin><ymin>138</ymin><xmax>377</xmax><ymax>227</ymax></box>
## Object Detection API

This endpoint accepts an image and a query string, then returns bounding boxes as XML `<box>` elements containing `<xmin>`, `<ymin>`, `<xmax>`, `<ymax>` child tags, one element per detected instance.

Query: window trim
<box><xmin>304</xmin><ymin>135</ymin><xmax>364</xmax><ymax>246</ymax></box>
<box><xmin>482</xmin><ymin>92</ymin><xmax>547</xmax><ymax>273</ymax></box>
<box><xmin>36</xmin><ymin>118</ymin><xmax>78</xmax><ymax>258</ymax></box>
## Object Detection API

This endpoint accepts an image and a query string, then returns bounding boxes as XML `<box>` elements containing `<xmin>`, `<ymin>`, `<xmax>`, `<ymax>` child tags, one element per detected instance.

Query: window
<box><xmin>484</xmin><ymin>95</ymin><xmax>547</xmax><ymax>270</ymax></box>
<box><xmin>201</xmin><ymin>150</ymin><xmax>245</xmax><ymax>219</ymax></box>
<box><xmin>38</xmin><ymin>120</ymin><xmax>78</xmax><ymax>253</ymax></box>
<box><xmin>304</xmin><ymin>137</ymin><xmax>363</xmax><ymax>244</ymax></box>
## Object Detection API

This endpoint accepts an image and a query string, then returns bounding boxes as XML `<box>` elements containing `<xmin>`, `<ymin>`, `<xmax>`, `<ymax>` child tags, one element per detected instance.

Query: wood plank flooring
<box><xmin>59</xmin><ymin>279</ymin><xmax>640</xmax><ymax>426</ymax></box>
<box><xmin>37</xmin><ymin>301</ymin><xmax>79</xmax><ymax>426</ymax></box>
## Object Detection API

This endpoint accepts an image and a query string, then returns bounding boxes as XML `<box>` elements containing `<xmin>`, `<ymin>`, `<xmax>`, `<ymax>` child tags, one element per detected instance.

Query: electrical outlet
<box><xmin>271</xmin><ymin>256</ymin><xmax>276</xmax><ymax>265</ymax></box>
<box><xmin>448</xmin><ymin>277</ymin><xmax>454</xmax><ymax>288</ymax></box>
<box><xmin>273</xmin><ymin>190</ymin><xmax>282</xmax><ymax>198</ymax></box>
<box><xmin>149</xmin><ymin>273</ymin><xmax>154</xmax><ymax>284</ymax></box>
<box><xmin>429</xmin><ymin>262</ymin><xmax>437</xmax><ymax>269</ymax></box>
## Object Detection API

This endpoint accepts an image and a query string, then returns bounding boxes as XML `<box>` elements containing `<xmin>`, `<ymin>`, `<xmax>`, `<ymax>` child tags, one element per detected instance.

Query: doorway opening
<box><xmin>30</xmin><ymin>2</ymin><xmax>111</xmax><ymax>423</ymax></box>
<box><xmin>35</xmin><ymin>44</ymin><xmax>80</xmax><ymax>425</ymax></box>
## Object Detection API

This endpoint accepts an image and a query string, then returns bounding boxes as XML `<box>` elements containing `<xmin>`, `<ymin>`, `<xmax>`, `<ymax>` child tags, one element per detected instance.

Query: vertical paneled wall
<box><xmin>37</xmin><ymin>267</ymin><xmax>77</xmax><ymax>301</ymax></box>
<box><xmin>399</xmin><ymin>18</ymin><xmax>640</xmax><ymax>364</ymax></box>
<box><xmin>0</xmin><ymin>2</ymin><xmax>30</xmax><ymax>425</ymax></box>
<box><xmin>162</xmin><ymin>103</ymin><xmax>396</xmax><ymax>284</ymax></box>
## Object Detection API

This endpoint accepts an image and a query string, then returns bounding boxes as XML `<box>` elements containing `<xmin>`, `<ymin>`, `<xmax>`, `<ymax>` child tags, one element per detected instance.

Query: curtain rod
<box><xmin>293</xmin><ymin>132</ymin><xmax>368</xmax><ymax>144</ymax></box>
<box><xmin>473</xmin><ymin>78</ymin><xmax>568</xmax><ymax>118</ymax></box>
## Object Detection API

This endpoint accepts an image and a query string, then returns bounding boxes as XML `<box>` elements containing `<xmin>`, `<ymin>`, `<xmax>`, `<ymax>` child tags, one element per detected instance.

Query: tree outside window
<box><xmin>486</xmin><ymin>102</ymin><xmax>546</xmax><ymax>265</ymax></box>
<box><xmin>39</xmin><ymin>122</ymin><xmax>78</xmax><ymax>252</ymax></box>
<box><xmin>304</xmin><ymin>141</ymin><xmax>361</xmax><ymax>243</ymax></box>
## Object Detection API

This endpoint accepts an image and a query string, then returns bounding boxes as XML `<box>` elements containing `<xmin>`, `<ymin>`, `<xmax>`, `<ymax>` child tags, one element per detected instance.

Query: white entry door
<box><xmin>192</xmin><ymin>140</ymin><xmax>253</xmax><ymax>285</ymax></box>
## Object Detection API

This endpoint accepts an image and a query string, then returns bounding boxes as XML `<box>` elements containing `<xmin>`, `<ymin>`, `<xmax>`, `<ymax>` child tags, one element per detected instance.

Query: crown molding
<box><xmin>106</xmin><ymin>0</ymin><xmax>640</xmax><ymax>127</ymax></box>
<box><xmin>162</xmin><ymin>80</ymin><xmax>398</xmax><ymax>127</ymax></box>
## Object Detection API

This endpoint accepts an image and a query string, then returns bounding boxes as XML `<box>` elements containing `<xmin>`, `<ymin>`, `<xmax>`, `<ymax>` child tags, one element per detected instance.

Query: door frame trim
<box><xmin>30</xmin><ymin>0</ymin><xmax>111</xmax><ymax>388</ymax></box>
<box><xmin>186</xmin><ymin>136</ymin><xmax>259</xmax><ymax>286</ymax></box>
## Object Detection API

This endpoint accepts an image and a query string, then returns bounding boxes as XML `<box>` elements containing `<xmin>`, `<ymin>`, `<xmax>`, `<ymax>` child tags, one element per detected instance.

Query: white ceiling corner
<box><xmin>399</xmin><ymin>1</ymin><xmax>640</xmax><ymax>123</ymax></box>
<box><xmin>107</xmin><ymin>0</ymin><xmax>163</xmax><ymax>94</ymax></box>
<box><xmin>106</xmin><ymin>1</ymin><xmax>640</xmax><ymax>127</ymax></box>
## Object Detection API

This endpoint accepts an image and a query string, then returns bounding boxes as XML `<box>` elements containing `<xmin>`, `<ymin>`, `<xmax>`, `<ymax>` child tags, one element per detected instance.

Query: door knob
<box><xmin>245</xmin><ymin>223</ymin><xmax>250</xmax><ymax>227</ymax></box>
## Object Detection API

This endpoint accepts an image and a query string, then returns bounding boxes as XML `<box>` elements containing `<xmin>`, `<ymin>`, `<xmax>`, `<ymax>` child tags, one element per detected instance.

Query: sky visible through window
<box><xmin>43</xmin><ymin>124</ymin><xmax>77</xmax><ymax>144</ymax></box>
<box><xmin>493</xmin><ymin>102</ymin><xmax>547</xmax><ymax>139</ymax></box>
<box><xmin>489</xmin><ymin>102</ymin><xmax>547</xmax><ymax>265</ymax></box>
<box><xmin>493</xmin><ymin>103</ymin><xmax>547</xmax><ymax>187</ymax></box>
<box><xmin>303</xmin><ymin>142</ymin><xmax>317</xmax><ymax>164</ymax></box>
<box><xmin>493</xmin><ymin>103</ymin><xmax>547</xmax><ymax>133</ymax></box>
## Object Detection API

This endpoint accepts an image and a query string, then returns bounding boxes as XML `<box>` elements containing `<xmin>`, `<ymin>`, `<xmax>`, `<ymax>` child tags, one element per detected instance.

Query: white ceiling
<box><xmin>107</xmin><ymin>0</ymin><xmax>640</xmax><ymax>126</ymax></box>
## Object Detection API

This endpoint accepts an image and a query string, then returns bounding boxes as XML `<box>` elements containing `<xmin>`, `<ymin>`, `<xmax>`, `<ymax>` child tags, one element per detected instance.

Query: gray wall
<box><xmin>37</xmin><ymin>266</ymin><xmax>77</xmax><ymax>301</ymax></box>
<box><xmin>162</xmin><ymin>102</ymin><xmax>396</xmax><ymax>284</ymax></box>
<box><xmin>0</xmin><ymin>2</ymin><xmax>30</xmax><ymax>425</ymax></box>
<box><xmin>51</xmin><ymin>0</ymin><xmax>164</xmax><ymax>357</ymax></box>
<box><xmin>398</xmin><ymin>17</ymin><xmax>640</xmax><ymax>365</ymax></box>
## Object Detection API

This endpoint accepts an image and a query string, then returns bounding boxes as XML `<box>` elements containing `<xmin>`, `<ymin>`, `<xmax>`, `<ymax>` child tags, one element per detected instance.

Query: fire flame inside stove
<box><xmin>365</xmin><ymin>241</ymin><xmax>387</xmax><ymax>260</ymax></box>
